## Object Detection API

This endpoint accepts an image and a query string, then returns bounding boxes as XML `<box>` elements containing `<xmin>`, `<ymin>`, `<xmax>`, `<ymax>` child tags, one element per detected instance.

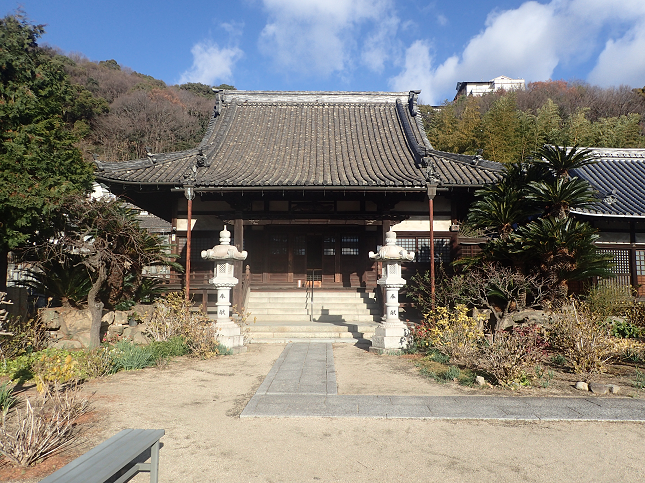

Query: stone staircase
<box><xmin>244</xmin><ymin>289</ymin><xmax>381</xmax><ymax>345</ymax></box>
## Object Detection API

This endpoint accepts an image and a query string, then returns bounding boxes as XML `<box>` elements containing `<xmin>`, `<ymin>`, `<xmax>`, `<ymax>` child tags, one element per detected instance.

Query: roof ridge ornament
<box><xmin>408</xmin><ymin>90</ymin><xmax>421</xmax><ymax>116</ymax></box>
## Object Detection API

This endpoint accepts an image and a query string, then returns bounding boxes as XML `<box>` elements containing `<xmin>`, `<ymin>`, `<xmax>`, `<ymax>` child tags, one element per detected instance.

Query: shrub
<box><xmin>111</xmin><ymin>340</ymin><xmax>156</xmax><ymax>371</ymax></box>
<box><xmin>479</xmin><ymin>325</ymin><xmax>547</xmax><ymax>386</ymax></box>
<box><xmin>611</xmin><ymin>320</ymin><xmax>642</xmax><ymax>338</ymax></box>
<box><xmin>32</xmin><ymin>351</ymin><xmax>83</xmax><ymax>394</ymax></box>
<box><xmin>78</xmin><ymin>346</ymin><xmax>116</xmax><ymax>379</ymax></box>
<box><xmin>422</xmin><ymin>305</ymin><xmax>485</xmax><ymax>364</ymax></box>
<box><xmin>146</xmin><ymin>291</ymin><xmax>224</xmax><ymax>358</ymax></box>
<box><xmin>0</xmin><ymin>386</ymin><xmax>90</xmax><ymax>467</ymax></box>
<box><xmin>147</xmin><ymin>336</ymin><xmax>189</xmax><ymax>360</ymax></box>
<box><xmin>583</xmin><ymin>284</ymin><xmax>633</xmax><ymax>319</ymax></box>
<box><xmin>0</xmin><ymin>314</ymin><xmax>49</xmax><ymax>360</ymax></box>
<box><xmin>0</xmin><ymin>382</ymin><xmax>16</xmax><ymax>426</ymax></box>
<box><xmin>549</xmin><ymin>304</ymin><xmax>617</xmax><ymax>378</ymax></box>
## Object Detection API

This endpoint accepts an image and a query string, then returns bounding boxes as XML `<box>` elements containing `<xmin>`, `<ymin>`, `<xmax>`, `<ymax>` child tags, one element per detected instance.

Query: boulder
<box><xmin>475</xmin><ymin>375</ymin><xmax>486</xmax><ymax>386</ymax></box>
<box><xmin>575</xmin><ymin>381</ymin><xmax>589</xmax><ymax>391</ymax></box>
<box><xmin>113</xmin><ymin>311</ymin><xmax>129</xmax><ymax>325</ymax></box>
<box><xmin>122</xmin><ymin>326</ymin><xmax>150</xmax><ymax>345</ymax></box>
<box><xmin>51</xmin><ymin>339</ymin><xmax>83</xmax><ymax>350</ymax></box>
<box><xmin>589</xmin><ymin>383</ymin><xmax>610</xmax><ymax>395</ymax></box>
<box><xmin>499</xmin><ymin>309</ymin><xmax>551</xmax><ymax>330</ymax></box>
<box><xmin>40</xmin><ymin>308</ymin><xmax>62</xmax><ymax>329</ymax></box>
<box><xmin>101</xmin><ymin>311</ymin><xmax>115</xmax><ymax>325</ymax></box>
<box><xmin>608</xmin><ymin>384</ymin><xmax>620</xmax><ymax>394</ymax></box>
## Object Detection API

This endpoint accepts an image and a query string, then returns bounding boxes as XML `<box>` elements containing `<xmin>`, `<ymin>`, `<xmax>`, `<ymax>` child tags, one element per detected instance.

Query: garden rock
<box><xmin>108</xmin><ymin>324</ymin><xmax>126</xmax><ymax>337</ymax></box>
<box><xmin>122</xmin><ymin>325</ymin><xmax>150</xmax><ymax>345</ymax></box>
<box><xmin>475</xmin><ymin>376</ymin><xmax>486</xmax><ymax>386</ymax></box>
<box><xmin>101</xmin><ymin>311</ymin><xmax>115</xmax><ymax>324</ymax></box>
<box><xmin>589</xmin><ymin>383</ymin><xmax>610</xmax><ymax>395</ymax></box>
<box><xmin>498</xmin><ymin>309</ymin><xmax>551</xmax><ymax>330</ymax></box>
<box><xmin>40</xmin><ymin>308</ymin><xmax>62</xmax><ymax>329</ymax></box>
<box><xmin>51</xmin><ymin>339</ymin><xmax>83</xmax><ymax>350</ymax></box>
<box><xmin>114</xmin><ymin>311</ymin><xmax>129</xmax><ymax>325</ymax></box>
<box><xmin>575</xmin><ymin>381</ymin><xmax>589</xmax><ymax>391</ymax></box>
<box><xmin>608</xmin><ymin>384</ymin><xmax>620</xmax><ymax>394</ymax></box>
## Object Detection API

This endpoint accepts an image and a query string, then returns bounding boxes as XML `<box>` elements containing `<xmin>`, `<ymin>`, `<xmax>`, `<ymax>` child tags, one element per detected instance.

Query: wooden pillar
<box><xmin>233</xmin><ymin>217</ymin><xmax>244</xmax><ymax>308</ymax></box>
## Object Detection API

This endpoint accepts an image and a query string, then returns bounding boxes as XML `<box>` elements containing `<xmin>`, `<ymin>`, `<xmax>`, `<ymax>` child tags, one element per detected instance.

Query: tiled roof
<box><xmin>96</xmin><ymin>90</ymin><xmax>501</xmax><ymax>190</ymax></box>
<box><xmin>571</xmin><ymin>148</ymin><xmax>645</xmax><ymax>218</ymax></box>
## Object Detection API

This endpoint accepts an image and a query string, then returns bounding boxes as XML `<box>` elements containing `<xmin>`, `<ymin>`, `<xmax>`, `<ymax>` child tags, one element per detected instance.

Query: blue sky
<box><xmin>6</xmin><ymin>0</ymin><xmax>645</xmax><ymax>104</ymax></box>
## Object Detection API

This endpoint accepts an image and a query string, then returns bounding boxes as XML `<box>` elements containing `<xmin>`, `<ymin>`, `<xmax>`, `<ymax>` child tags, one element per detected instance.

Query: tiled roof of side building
<box><xmin>95</xmin><ymin>90</ymin><xmax>502</xmax><ymax>190</ymax></box>
<box><xmin>571</xmin><ymin>148</ymin><xmax>645</xmax><ymax>218</ymax></box>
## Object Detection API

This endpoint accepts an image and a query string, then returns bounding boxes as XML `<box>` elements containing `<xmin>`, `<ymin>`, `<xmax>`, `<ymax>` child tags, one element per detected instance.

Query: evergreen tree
<box><xmin>482</xmin><ymin>94</ymin><xmax>520</xmax><ymax>163</ymax></box>
<box><xmin>0</xmin><ymin>12</ymin><xmax>94</xmax><ymax>288</ymax></box>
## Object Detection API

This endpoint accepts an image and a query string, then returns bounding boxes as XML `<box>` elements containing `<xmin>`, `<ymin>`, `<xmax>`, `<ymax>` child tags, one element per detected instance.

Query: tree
<box><xmin>0</xmin><ymin>12</ymin><xmax>94</xmax><ymax>288</ymax></box>
<box><xmin>30</xmin><ymin>195</ymin><xmax>178</xmax><ymax>347</ymax></box>
<box><xmin>467</xmin><ymin>145</ymin><xmax>612</xmax><ymax>301</ymax></box>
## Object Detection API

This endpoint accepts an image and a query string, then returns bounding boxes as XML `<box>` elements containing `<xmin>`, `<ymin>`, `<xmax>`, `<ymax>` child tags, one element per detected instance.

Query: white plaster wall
<box><xmin>392</xmin><ymin>216</ymin><xmax>451</xmax><ymax>232</ymax></box>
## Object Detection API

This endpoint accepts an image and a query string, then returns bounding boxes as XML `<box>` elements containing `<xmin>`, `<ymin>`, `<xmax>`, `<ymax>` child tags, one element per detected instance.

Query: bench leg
<box><xmin>150</xmin><ymin>441</ymin><xmax>160</xmax><ymax>483</ymax></box>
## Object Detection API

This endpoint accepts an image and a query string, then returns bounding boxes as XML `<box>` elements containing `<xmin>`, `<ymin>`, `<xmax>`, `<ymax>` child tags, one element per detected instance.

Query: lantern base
<box><xmin>214</xmin><ymin>320</ymin><xmax>246</xmax><ymax>352</ymax></box>
<box><xmin>369</xmin><ymin>324</ymin><xmax>410</xmax><ymax>354</ymax></box>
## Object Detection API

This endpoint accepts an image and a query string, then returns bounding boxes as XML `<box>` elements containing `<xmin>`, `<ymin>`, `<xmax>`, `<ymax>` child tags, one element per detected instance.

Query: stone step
<box><xmin>249</xmin><ymin>324</ymin><xmax>377</xmax><ymax>333</ymax></box>
<box><xmin>249</xmin><ymin>337</ymin><xmax>372</xmax><ymax>346</ymax></box>
<box><xmin>247</xmin><ymin>314</ymin><xmax>381</xmax><ymax>323</ymax></box>
<box><xmin>246</xmin><ymin>307</ymin><xmax>380</xmax><ymax>315</ymax></box>
<box><xmin>249</xmin><ymin>290</ymin><xmax>376</xmax><ymax>298</ymax></box>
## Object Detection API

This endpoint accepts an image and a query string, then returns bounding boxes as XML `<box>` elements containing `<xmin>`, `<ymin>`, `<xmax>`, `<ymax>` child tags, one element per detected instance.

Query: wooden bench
<box><xmin>40</xmin><ymin>428</ymin><xmax>165</xmax><ymax>483</ymax></box>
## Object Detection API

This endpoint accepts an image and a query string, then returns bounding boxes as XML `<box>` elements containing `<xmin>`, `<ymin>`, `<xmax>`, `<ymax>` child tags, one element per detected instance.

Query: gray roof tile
<box><xmin>96</xmin><ymin>91</ymin><xmax>501</xmax><ymax>189</ymax></box>
<box><xmin>571</xmin><ymin>148</ymin><xmax>645</xmax><ymax>218</ymax></box>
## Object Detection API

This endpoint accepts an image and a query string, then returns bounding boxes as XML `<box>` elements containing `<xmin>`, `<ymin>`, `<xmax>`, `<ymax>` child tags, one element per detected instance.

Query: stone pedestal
<box><xmin>368</xmin><ymin>230</ymin><xmax>414</xmax><ymax>354</ymax></box>
<box><xmin>202</xmin><ymin>226</ymin><xmax>248</xmax><ymax>352</ymax></box>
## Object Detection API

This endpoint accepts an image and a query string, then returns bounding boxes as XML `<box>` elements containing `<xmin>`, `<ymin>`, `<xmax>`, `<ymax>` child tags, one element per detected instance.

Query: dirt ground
<box><xmin>4</xmin><ymin>343</ymin><xmax>645</xmax><ymax>483</ymax></box>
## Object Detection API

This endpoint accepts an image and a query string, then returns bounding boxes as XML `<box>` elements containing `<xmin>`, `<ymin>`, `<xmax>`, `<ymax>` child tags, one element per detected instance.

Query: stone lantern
<box><xmin>368</xmin><ymin>229</ymin><xmax>415</xmax><ymax>353</ymax></box>
<box><xmin>201</xmin><ymin>225</ymin><xmax>248</xmax><ymax>352</ymax></box>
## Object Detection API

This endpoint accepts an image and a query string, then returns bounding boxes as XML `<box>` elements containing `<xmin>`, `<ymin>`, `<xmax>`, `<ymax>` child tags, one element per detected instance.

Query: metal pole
<box><xmin>185</xmin><ymin>196</ymin><xmax>193</xmax><ymax>302</ymax></box>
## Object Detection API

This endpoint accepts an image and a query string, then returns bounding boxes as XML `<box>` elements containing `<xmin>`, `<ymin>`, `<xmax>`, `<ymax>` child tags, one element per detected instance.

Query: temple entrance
<box><xmin>245</xmin><ymin>227</ymin><xmax>377</xmax><ymax>288</ymax></box>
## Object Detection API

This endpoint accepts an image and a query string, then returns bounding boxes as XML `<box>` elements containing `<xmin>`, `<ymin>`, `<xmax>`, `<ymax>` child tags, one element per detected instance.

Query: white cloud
<box><xmin>389</xmin><ymin>40</ymin><xmax>435</xmax><ymax>102</ymax></box>
<box><xmin>258</xmin><ymin>0</ymin><xmax>399</xmax><ymax>78</ymax></box>
<box><xmin>179</xmin><ymin>40</ymin><xmax>243</xmax><ymax>85</ymax></box>
<box><xmin>390</xmin><ymin>0</ymin><xmax>645</xmax><ymax>105</ymax></box>
<box><xmin>588</xmin><ymin>22</ymin><xmax>645</xmax><ymax>87</ymax></box>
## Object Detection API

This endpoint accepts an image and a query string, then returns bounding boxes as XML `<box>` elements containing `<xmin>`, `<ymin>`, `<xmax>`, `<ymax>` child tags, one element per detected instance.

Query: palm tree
<box><xmin>534</xmin><ymin>144</ymin><xmax>596</xmax><ymax>178</ymax></box>
<box><xmin>512</xmin><ymin>217</ymin><xmax>613</xmax><ymax>299</ymax></box>
<box><xmin>525</xmin><ymin>177</ymin><xmax>598</xmax><ymax>220</ymax></box>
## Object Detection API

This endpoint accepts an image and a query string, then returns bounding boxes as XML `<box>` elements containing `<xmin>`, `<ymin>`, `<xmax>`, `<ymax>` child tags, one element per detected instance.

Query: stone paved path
<box><xmin>241</xmin><ymin>342</ymin><xmax>645</xmax><ymax>421</ymax></box>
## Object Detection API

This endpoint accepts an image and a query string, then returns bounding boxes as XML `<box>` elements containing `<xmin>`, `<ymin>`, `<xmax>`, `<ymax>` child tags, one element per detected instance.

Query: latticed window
<box><xmin>270</xmin><ymin>235</ymin><xmax>288</xmax><ymax>255</ymax></box>
<box><xmin>397</xmin><ymin>237</ymin><xmax>416</xmax><ymax>253</ymax></box>
<box><xmin>417</xmin><ymin>237</ymin><xmax>451</xmax><ymax>263</ymax></box>
<box><xmin>636</xmin><ymin>250</ymin><xmax>645</xmax><ymax>276</ymax></box>
<box><xmin>177</xmin><ymin>237</ymin><xmax>218</xmax><ymax>261</ymax></box>
<box><xmin>293</xmin><ymin>236</ymin><xmax>306</xmax><ymax>256</ymax></box>
<box><xmin>323</xmin><ymin>236</ymin><xmax>336</xmax><ymax>255</ymax></box>
<box><xmin>341</xmin><ymin>236</ymin><xmax>359</xmax><ymax>255</ymax></box>
<box><xmin>599</xmin><ymin>248</ymin><xmax>631</xmax><ymax>287</ymax></box>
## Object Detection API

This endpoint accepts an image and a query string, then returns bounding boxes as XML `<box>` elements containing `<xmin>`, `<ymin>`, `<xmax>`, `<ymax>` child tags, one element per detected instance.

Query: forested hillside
<box><xmin>42</xmin><ymin>48</ymin><xmax>231</xmax><ymax>163</ymax></box>
<box><xmin>421</xmin><ymin>81</ymin><xmax>645</xmax><ymax>164</ymax></box>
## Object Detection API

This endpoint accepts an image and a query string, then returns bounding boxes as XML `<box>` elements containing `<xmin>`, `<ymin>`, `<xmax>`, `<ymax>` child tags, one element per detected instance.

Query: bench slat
<box><xmin>40</xmin><ymin>429</ymin><xmax>164</xmax><ymax>483</ymax></box>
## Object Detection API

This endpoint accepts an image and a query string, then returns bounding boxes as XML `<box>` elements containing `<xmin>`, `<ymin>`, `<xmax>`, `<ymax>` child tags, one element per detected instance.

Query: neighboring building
<box><xmin>455</xmin><ymin>75</ymin><xmax>525</xmax><ymax>100</ymax></box>
<box><xmin>571</xmin><ymin>148</ymin><xmax>645</xmax><ymax>296</ymax></box>
<box><xmin>95</xmin><ymin>90</ymin><xmax>502</xmax><ymax>309</ymax></box>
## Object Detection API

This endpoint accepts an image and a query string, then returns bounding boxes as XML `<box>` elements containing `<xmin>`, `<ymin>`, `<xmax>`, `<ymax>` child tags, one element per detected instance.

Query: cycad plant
<box><xmin>466</xmin><ymin>145</ymin><xmax>612</xmax><ymax>302</ymax></box>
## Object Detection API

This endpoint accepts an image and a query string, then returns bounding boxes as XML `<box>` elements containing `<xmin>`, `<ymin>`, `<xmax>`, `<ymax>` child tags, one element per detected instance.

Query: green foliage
<box><xmin>111</xmin><ymin>340</ymin><xmax>156</xmax><ymax>371</ymax></box>
<box><xmin>633</xmin><ymin>369</ymin><xmax>645</xmax><ymax>389</ymax></box>
<box><xmin>0</xmin><ymin>12</ymin><xmax>94</xmax><ymax>259</ymax></box>
<box><xmin>147</xmin><ymin>336</ymin><xmax>189</xmax><ymax>360</ymax></box>
<box><xmin>18</xmin><ymin>258</ymin><xmax>91</xmax><ymax>307</ymax></box>
<box><xmin>0</xmin><ymin>314</ymin><xmax>49</xmax><ymax>360</ymax></box>
<box><xmin>0</xmin><ymin>381</ymin><xmax>17</xmax><ymax>425</ymax></box>
<box><xmin>611</xmin><ymin>320</ymin><xmax>642</xmax><ymax>339</ymax></box>
<box><xmin>424</xmin><ymin>81</ymin><xmax>645</xmax><ymax>163</ymax></box>
<box><xmin>466</xmin><ymin>146</ymin><xmax>612</xmax><ymax>301</ymax></box>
